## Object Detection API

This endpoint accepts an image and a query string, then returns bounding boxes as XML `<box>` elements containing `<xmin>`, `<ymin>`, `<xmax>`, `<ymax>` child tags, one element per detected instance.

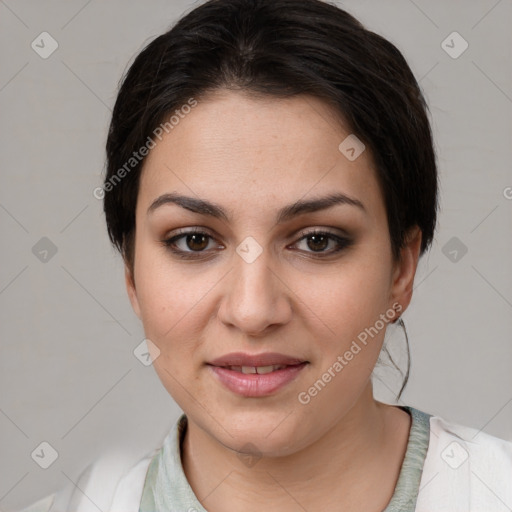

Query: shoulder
<box><xmin>416</xmin><ymin>410</ymin><xmax>512</xmax><ymax>511</ymax></box>
<box><xmin>17</xmin><ymin>494</ymin><xmax>56</xmax><ymax>512</ymax></box>
<box><xmin>16</xmin><ymin>447</ymin><xmax>157</xmax><ymax>512</ymax></box>
<box><xmin>427</xmin><ymin>413</ymin><xmax>512</xmax><ymax>471</ymax></box>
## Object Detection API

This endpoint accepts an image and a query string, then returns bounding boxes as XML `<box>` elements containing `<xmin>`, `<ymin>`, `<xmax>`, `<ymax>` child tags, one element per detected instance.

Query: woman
<box><xmin>20</xmin><ymin>0</ymin><xmax>512</xmax><ymax>510</ymax></box>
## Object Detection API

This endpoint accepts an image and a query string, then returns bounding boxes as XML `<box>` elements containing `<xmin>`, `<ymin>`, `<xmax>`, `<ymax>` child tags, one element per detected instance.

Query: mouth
<box><xmin>218</xmin><ymin>364</ymin><xmax>295</xmax><ymax>374</ymax></box>
<box><xmin>207</xmin><ymin>351</ymin><xmax>308</xmax><ymax>368</ymax></box>
<box><xmin>206</xmin><ymin>353</ymin><xmax>309</xmax><ymax>397</ymax></box>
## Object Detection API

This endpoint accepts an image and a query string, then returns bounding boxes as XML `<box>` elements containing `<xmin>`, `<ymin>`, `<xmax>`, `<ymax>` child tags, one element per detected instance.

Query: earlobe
<box><xmin>124</xmin><ymin>264</ymin><xmax>141</xmax><ymax>319</ymax></box>
<box><xmin>389</xmin><ymin>226</ymin><xmax>422</xmax><ymax>318</ymax></box>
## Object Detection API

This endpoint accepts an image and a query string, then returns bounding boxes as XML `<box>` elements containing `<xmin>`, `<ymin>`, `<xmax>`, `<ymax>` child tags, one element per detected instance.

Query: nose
<box><xmin>217</xmin><ymin>245</ymin><xmax>292</xmax><ymax>336</ymax></box>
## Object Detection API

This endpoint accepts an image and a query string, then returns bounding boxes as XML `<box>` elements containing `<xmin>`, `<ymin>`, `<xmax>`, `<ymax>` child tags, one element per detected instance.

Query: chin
<box><xmin>212</xmin><ymin>408</ymin><xmax>314</xmax><ymax>458</ymax></box>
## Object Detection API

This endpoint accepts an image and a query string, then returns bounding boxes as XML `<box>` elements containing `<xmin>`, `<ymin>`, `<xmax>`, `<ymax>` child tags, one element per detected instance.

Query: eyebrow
<box><xmin>147</xmin><ymin>191</ymin><xmax>366</xmax><ymax>223</ymax></box>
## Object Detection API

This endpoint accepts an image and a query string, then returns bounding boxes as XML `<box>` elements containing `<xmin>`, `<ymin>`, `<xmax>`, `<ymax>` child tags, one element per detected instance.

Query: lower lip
<box><xmin>208</xmin><ymin>363</ymin><xmax>308</xmax><ymax>397</ymax></box>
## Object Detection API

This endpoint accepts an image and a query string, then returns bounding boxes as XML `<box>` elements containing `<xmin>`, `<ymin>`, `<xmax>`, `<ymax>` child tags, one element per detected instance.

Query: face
<box><xmin>126</xmin><ymin>90</ymin><xmax>420</xmax><ymax>457</ymax></box>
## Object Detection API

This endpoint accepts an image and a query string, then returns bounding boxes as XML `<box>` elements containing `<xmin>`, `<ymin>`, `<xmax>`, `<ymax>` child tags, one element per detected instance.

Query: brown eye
<box><xmin>292</xmin><ymin>230</ymin><xmax>352</xmax><ymax>256</ymax></box>
<box><xmin>185</xmin><ymin>233</ymin><xmax>209</xmax><ymax>251</ymax></box>
<box><xmin>162</xmin><ymin>228</ymin><xmax>351</xmax><ymax>260</ymax></box>
<box><xmin>161</xmin><ymin>229</ymin><xmax>219</xmax><ymax>257</ymax></box>
<box><xmin>305</xmin><ymin>233</ymin><xmax>329</xmax><ymax>252</ymax></box>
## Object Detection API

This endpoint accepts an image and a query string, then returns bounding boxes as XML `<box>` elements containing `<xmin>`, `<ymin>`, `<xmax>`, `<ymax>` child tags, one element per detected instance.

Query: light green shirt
<box><xmin>139</xmin><ymin>406</ymin><xmax>432</xmax><ymax>512</ymax></box>
<box><xmin>19</xmin><ymin>405</ymin><xmax>512</xmax><ymax>510</ymax></box>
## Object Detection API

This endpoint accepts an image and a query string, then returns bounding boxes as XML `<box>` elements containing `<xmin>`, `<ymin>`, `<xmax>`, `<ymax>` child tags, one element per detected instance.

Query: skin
<box><xmin>125</xmin><ymin>90</ymin><xmax>422</xmax><ymax>511</ymax></box>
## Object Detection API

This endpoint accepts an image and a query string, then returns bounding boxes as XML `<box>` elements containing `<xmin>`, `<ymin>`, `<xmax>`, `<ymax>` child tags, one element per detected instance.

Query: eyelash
<box><xmin>160</xmin><ymin>228</ymin><xmax>353</xmax><ymax>259</ymax></box>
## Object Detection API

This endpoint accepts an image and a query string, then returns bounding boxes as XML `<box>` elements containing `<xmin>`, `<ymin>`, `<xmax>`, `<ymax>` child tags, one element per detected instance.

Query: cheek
<box><xmin>133</xmin><ymin>256</ymin><xmax>209</xmax><ymax>401</ymax></box>
<box><xmin>297</xmin><ymin>268</ymin><xmax>392</xmax><ymax>413</ymax></box>
<box><xmin>134</xmin><ymin>247</ymin><xmax>207</xmax><ymax>338</ymax></box>
<box><xmin>299</xmin><ymin>258</ymin><xmax>392</xmax><ymax>345</ymax></box>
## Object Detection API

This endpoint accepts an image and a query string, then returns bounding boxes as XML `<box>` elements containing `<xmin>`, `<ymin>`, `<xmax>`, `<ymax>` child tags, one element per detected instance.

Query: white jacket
<box><xmin>18</xmin><ymin>413</ymin><xmax>512</xmax><ymax>512</ymax></box>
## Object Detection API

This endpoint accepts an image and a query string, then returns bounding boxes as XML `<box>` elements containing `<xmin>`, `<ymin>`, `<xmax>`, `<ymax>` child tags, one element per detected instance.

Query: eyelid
<box><xmin>164</xmin><ymin>225</ymin><xmax>349</xmax><ymax>241</ymax></box>
<box><xmin>164</xmin><ymin>226</ymin><xmax>221</xmax><ymax>242</ymax></box>
<box><xmin>292</xmin><ymin>226</ymin><xmax>350</xmax><ymax>241</ymax></box>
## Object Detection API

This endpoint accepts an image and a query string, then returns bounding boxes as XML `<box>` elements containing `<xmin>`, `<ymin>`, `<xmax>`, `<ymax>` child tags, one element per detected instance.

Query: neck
<box><xmin>181</xmin><ymin>383</ymin><xmax>410</xmax><ymax>511</ymax></box>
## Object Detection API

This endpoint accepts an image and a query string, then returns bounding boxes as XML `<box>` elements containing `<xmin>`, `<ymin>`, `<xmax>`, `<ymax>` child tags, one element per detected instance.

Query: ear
<box><xmin>388</xmin><ymin>226</ymin><xmax>422</xmax><ymax>320</ymax></box>
<box><xmin>125</xmin><ymin>263</ymin><xmax>141</xmax><ymax>319</ymax></box>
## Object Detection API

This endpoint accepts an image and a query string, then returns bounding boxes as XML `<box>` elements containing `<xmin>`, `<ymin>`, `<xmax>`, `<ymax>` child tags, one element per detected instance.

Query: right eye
<box><xmin>161</xmin><ymin>228</ymin><xmax>223</xmax><ymax>258</ymax></box>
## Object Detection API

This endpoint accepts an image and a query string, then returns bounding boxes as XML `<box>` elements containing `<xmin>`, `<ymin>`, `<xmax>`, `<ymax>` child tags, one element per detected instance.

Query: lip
<box><xmin>207</xmin><ymin>352</ymin><xmax>309</xmax><ymax>397</ymax></box>
<box><xmin>208</xmin><ymin>352</ymin><xmax>307</xmax><ymax>367</ymax></box>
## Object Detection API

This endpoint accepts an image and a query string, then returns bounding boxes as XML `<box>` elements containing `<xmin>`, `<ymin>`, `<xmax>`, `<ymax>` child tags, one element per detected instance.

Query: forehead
<box><xmin>137</xmin><ymin>90</ymin><xmax>383</xmax><ymax>221</ymax></box>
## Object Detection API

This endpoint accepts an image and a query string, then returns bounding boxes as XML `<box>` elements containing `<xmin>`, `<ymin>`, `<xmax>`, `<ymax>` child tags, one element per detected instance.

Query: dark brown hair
<box><xmin>105</xmin><ymin>0</ymin><xmax>438</xmax><ymax>274</ymax></box>
<box><xmin>104</xmin><ymin>0</ymin><xmax>439</xmax><ymax>398</ymax></box>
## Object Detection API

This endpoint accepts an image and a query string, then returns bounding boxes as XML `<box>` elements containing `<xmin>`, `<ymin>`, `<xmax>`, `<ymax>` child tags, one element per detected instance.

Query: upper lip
<box><xmin>208</xmin><ymin>352</ymin><xmax>307</xmax><ymax>367</ymax></box>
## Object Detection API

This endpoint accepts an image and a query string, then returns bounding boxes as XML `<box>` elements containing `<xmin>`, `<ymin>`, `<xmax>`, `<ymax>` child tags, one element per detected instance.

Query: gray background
<box><xmin>1</xmin><ymin>0</ymin><xmax>511</xmax><ymax>509</ymax></box>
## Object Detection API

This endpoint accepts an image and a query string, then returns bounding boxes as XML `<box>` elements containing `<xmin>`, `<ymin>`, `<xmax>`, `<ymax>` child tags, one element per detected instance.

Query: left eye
<box><xmin>291</xmin><ymin>230</ymin><xmax>351</xmax><ymax>254</ymax></box>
